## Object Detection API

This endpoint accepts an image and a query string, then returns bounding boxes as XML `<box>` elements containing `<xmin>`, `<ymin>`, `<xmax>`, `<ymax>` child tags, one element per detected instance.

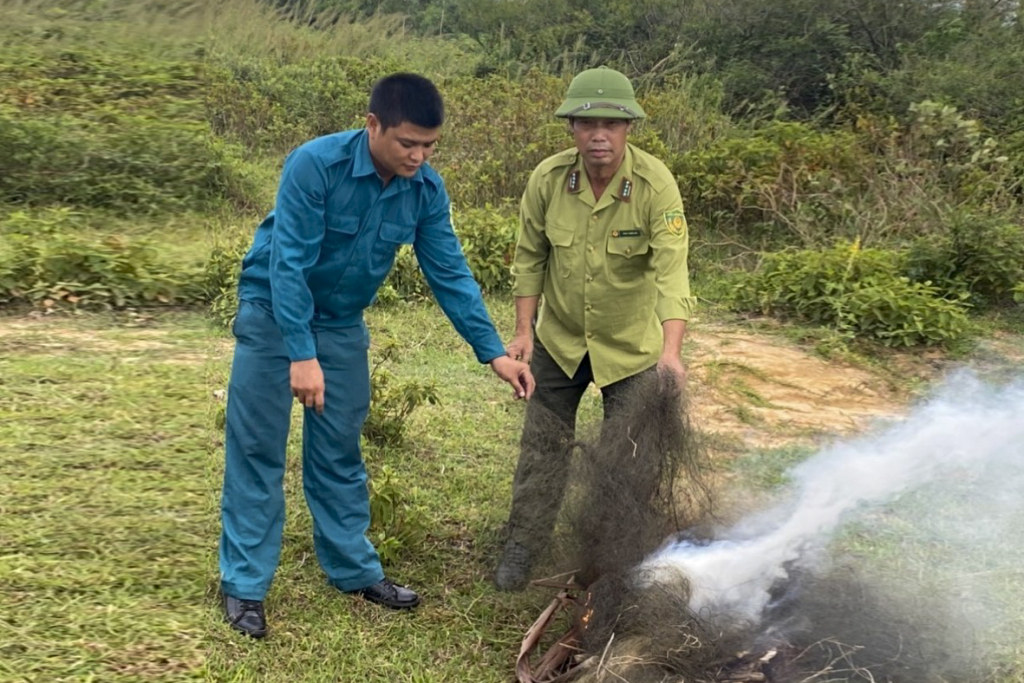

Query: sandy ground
<box><xmin>687</xmin><ymin>324</ymin><xmax>907</xmax><ymax>450</ymax></box>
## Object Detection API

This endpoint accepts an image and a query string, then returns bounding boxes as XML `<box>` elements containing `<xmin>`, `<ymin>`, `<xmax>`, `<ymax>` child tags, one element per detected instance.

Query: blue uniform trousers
<box><xmin>219</xmin><ymin>300</ymin><xmax>384</xmax><ymax>600</ymax></box>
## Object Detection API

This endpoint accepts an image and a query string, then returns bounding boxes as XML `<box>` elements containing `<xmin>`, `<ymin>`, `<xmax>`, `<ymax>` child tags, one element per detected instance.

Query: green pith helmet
<box><xmin>554</xmin><ymin>66</ymin><xmax>647</xmax><ymax>120</ymax></box>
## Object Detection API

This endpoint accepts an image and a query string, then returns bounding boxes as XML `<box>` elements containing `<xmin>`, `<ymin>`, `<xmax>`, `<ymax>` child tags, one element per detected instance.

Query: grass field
<box><xmin>1</xmin><ymin>302</ymin><xmax>1022</xmax><ymax>683</ymax></box>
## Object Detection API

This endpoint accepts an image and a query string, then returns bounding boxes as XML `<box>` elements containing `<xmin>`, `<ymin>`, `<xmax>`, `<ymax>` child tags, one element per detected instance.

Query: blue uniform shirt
<box><xmin>237</xmin><ymin>129</ymin><xmax>506</xmax><ymax>364</ymax></box>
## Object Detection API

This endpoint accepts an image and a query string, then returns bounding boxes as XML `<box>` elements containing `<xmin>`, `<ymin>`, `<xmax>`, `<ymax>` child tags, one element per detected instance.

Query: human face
<box><xmin>366</xmin><ymin>113</ymin><xmax>440</xmax><ymax>181</ymax></box>
<box><xmin>570</xmin><ymin>117</ymin><xmax>631</xmax><ymax>174</ymax></box>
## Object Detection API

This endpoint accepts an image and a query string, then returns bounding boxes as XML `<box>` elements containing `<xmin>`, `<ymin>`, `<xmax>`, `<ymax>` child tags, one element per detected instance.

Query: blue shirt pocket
<box><xmin>378</xmin><ymin>221</ymin><xmax>417</xmax><ymax>245</ymax></box>
<box><xmin>371</xmin><ymin>220</ymin><xmax>416</xmax><ymax>273</ymax></box>
<box><xmin>309</xmin><ymin>214</ymin><xmax>361</xmax><ymax>296</ymax></box>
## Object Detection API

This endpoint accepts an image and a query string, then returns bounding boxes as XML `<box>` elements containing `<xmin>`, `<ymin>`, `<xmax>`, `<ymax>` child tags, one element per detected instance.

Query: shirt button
<box><xmin>586</xmin><ymin>304</ymin><xmax>593</xmax><ymax>312</ymax></box>
<box><xmin>588</xmin><ymin>245</ymin><xmax>594</xmax><ymax>253</ymax></box>
<box><xmin>612</xmin><ymin>230</ymin><xmax>619</xmax><ymax>237</ymax></box>
<box><xmin>625</xmin><ymin>247</ymin><xmax>632</xmax><ymax>254</ymax></box>
<box><xmin>590</xmin><ymin>215</ymin><xmax>598</xmax><ymax>221</ymax></box>
<box><xmin>586</xmin><ymin>275</ymin><xmax>594</xmax><ymax>282</ymax></box>
<box><xmin>587</xmin><ymin>331</ymin><xmax>594</xmax><ymax>339</ymax></box>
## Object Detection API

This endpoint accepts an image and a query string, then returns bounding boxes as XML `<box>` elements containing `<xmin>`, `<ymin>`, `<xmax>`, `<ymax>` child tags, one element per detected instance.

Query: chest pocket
<box><xmin>323</xmin><ymin>214</ymin><xmax>361</xmax><ymax>246</ymax></box>
<box><xmin>370</xmin><ymin>221</ymin><xmax>416</xmax><ymax>276</ymax></box>
<box><xmin>379</xmin><ymin>221</ymin><xmax>417</xmax><ymax>245</ymax></box>
<box><xmin>606</xmin><ymin>231</ymin><xmax>650</xmax><ymax>259</ymax></box>
<box><xmin>545</xmin><ymin>222</ymin><xmax>577</xmax><ymax>278</ymax></box>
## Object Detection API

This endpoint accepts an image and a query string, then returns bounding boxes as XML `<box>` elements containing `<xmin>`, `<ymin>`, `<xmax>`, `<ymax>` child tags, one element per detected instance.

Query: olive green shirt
<box><xmin>512</xmin><ymin>144</ymin><xmax>696</xmax><ymax>387</ymax></box>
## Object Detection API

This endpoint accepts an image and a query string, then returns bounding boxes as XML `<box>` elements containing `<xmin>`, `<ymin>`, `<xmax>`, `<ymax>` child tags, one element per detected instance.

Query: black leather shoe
<box><xmin>348</xmin><ymin>578</ymin><xmax>420</xmax><ymax>610</ymax></box>
<box><xmin>223</xmin><ymin>594</ymin><xmax>267</xmax><ymax>638</ymax></box>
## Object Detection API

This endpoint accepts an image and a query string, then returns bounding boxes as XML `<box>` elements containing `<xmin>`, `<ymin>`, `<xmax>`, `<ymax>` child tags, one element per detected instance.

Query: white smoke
<box><xmin>641</xmin><ymin>371</ymin><xmax>1024</xmax><ymax>625</ymax></box>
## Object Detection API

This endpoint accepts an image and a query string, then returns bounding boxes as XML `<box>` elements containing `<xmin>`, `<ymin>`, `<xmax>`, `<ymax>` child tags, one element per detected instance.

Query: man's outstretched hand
<box><xmin>489</xmin><ymin>356</ymin><xmax>536</xmax><ymax>400</ymax></box>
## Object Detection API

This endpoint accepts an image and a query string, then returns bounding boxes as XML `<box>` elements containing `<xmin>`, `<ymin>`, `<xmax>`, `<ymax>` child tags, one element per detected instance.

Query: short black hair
<box><xmin>368</xmin><ymin>73</ymin><xmax>444</xmax><ymax>130</ymax></box>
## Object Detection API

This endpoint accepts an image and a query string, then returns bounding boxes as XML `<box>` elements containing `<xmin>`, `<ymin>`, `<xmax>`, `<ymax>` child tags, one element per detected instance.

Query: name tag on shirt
<box><xmin>611</xmin><ymin>229</ymin><xmax>643</xmax><ymax>238</ymax></box>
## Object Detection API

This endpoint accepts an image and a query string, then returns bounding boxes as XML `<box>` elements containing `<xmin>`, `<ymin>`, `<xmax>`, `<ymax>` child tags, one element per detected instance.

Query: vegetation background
<box><xmin>0</xmin><ymin>0</ymin><xmax>1022</xmax><ymax>681</ymax></box>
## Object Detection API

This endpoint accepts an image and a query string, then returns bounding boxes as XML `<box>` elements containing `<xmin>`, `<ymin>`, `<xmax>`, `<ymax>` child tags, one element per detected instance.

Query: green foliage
<box><xmin>0</xmin><ymin>107</ymin><xmax>255</xmax><ymax>213</ymax></box>
<box><xmin>906</xmin><ymin>214</ymin><xmax>1024</xmax><ymax>308</ymax></box>
<box><xmin>678</xmin><ymin>122</ymin><xmax>865</xmax><ymax>242</ymax></box>
<box><xmin>364</xmin><ymin>462</ymin><xmax>428</xmax><ymax>566</ymax></box>
<box><xmin>0</xmin><ymin>208</ymin><xmax>203</xmax><ymax>310</ymax></box>
<box><xmin>363</xmin><ymin>338</ymin><xmax>440</xmax><ymax>449</ymax></box>
<box><xmin>732</xmin><ymin>241</ymin><xmax>972</xmax><ymax>347</ymax></box>
<box><xmin>382</xmin><ymin>205</ymin><xmax>519</xmax><ymax>302</ymax></box>
<box><xmin>0</xmin><ymin>40</ymin><xmax>261</xmax><ymax>213</ymax></box>
<box><xmin>205</xmin><ymin>53</ymin><xmax>396</xmax><ymax>156</ymax></box>
<box><xmin>204</xmin><ymin>229</ymin><xmax>253</xmax><ymax>329</ymax></box>
<box><xmin>436</xmin><ymin>71</ymin><xmax>568</xmax><ymax>207</ymax></box>
<box><xmin>361</xmin><ymin>337</ymin><xmax>437</xmax><ymax>563</ymax></box>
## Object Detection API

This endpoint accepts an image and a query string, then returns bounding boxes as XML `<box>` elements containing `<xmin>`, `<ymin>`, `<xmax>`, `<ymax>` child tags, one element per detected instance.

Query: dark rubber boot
<box><xmin>494</xmin><ymin>540</ymin><xmax>532</xmax><ymax>592</ymax></box>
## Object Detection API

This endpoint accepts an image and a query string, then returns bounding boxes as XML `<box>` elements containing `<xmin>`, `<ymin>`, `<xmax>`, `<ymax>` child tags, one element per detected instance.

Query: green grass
<box><xmin>203</xmin><ymin>299</ymin><xmax>564</xmax><ymax>683</ymax></box>
<box><xmin>3</xmin><ymin>302</ymin><xmax>1023</xmax><ymax>682</ymax></box>
<box><xmin>0</xmin><ymin>313</ymin><xmax>212</xmax><ymax>682</ymax></box>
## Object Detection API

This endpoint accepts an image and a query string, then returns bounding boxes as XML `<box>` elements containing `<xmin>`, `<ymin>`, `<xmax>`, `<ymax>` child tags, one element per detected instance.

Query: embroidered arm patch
<box><xmin>663</xmin><ymin>209</ymin><xmax>686</xmax><ymax>236</ymax></box>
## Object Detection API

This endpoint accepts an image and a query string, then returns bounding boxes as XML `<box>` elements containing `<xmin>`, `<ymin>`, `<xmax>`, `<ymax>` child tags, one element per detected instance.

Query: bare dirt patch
<box><xmin>687</xmin><ymin>325</ymin><xmax>909</xmax><ymax>450</ymax></box>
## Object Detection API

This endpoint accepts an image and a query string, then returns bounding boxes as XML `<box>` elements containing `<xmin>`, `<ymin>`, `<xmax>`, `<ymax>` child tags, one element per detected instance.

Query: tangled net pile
<box><xmin>516</xmin><ymin>374</ymin><xmax>987</xmax><ymax>683</ymax></box>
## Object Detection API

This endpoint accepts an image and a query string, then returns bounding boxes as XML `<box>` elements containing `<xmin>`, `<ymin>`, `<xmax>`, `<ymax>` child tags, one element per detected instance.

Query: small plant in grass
<box><xmin>204</xmin><ymin>230</ymin><xmax>252</xmax><ymax>329</ymax></box>
<box><xmin>363</xmin><ymin>338</ymin><xmax>440</xmax><ymax>449</ymax></box>
<box><xmin>362</xmin><ymin>337</ymin><xmax>437</xmax><ymax>564</ymax></box>
<box><xmin>364</xmin><ymin>461</ymin><xmax>428</xmax><ymax>566</ymax></box>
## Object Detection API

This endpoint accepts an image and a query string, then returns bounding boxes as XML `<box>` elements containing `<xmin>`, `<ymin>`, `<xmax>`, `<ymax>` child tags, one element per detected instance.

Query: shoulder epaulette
<box><xmin>629</xmin><ymin>144</ymin><xmax>674</xmax><ymax>193</ymax></box>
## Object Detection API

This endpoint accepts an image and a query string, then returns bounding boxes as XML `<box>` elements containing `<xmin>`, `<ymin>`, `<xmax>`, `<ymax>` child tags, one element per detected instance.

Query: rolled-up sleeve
<box><xmin>647</xmin><ymin>185</ymin><xmax>696</xmax><ymax>323</ymax></box>
<box><xmin>269</xmin><ymin>147</ymin><xmax>327</xmax><ymax>361</ymax></box>
<box><xmin>414</xmin><ymin>186</ymin><xmax>506</xmax><ymax>364</ymax></box>
<box><xmin>511</xmin><ymin>170</ymin><xmax>550</xmax><ymax>297</ymax></box>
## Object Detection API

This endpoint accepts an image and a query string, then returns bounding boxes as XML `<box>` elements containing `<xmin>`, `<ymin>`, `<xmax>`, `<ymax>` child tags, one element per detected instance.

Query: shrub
<box><xmin>383</xmin><ymin>204</ymin><xmax>519</xmax><ymax>301</ymax></box>
<box><xmin>361</xmin><ymin>336</ymin><xmax>436</xmax><ymax>562</ymax></box>
<box><xmin>0</xmin><ymin>108</ymin><xmax>258</xmax><ymax>213</ymax></box>
<box><xmin>435</xmin><ymin>71</ymin><xmax>568</xmax><ymax>208</ymax></box>
<box><xmin>363</xmin><ymin>337</ymin><xmax>440</xmax><ymax>449</ymax></box>
<box><xmin>364</xmin><ymin>461</ymin><xmax>428</xmax><ymax>566</ymax></box>
<box><xmin>0</xmin><ymin>41</ymin><xmax>262</xmax><ymax>213</ymax></box>
<box><xmin>677</xmin><ymin>121</ymin><xmax>866</xmax><ymax>244</ymax></box>
<box><xmin>731</xmin><ymin>241</ymin><xmax>972</xmax><ymax>347</ymax></box>
<box><xmin>905</xmin><ymin>214</ymin><xmax>1024</xmax><ymax>308</ymax></box>
<box><xmin>0</xmin><ymin>209</ymin><xmax>204</xmax><ymax>310</ymax></box>
<box><xmin>205</xmin><ymin>229</ymin><xmax>253</xmax><ymax>329</ymax></box>
<box><xmin>205</xmin><ymin>53</ymin><xmax>397</xmax><ymax>156</ymax></box>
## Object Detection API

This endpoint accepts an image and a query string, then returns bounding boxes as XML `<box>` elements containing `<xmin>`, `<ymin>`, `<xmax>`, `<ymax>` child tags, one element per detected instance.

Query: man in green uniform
<box><xmin>495</xmin><ymin>67</ymin><xmax>696</xmax><ymax>591</ymax></box>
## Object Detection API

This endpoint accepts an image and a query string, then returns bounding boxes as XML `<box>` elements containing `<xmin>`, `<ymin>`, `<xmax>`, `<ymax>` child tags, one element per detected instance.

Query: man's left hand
<box><xmin>489</xmin><ymin>356</ymin><xmax>536</xmax><ymax>400</ymax></box>
<box><xmin>656</xmin><ymin>354</ymin><xmax>687</xmax><ymax>391</ymax></box>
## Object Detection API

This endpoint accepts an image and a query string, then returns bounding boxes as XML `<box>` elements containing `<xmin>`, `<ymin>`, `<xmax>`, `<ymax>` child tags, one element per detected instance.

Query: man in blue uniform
<box><xmin>219</xmin><ymin>73</ymin><xmax>535</xmax><ymax>638</ymax></box>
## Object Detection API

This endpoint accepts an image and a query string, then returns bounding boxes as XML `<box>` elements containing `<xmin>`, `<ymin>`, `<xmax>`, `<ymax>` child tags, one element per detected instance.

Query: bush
<box><xmin>205</xmin><ymin>229</ymin><xmax>254</xmax><ymax>329</ymax></box>
<box><xmin>435</xmin><ymin>71</ymin><xmax>568</xmax><ymax>208</ymax></box>
<box><xmin>363</xmin><ymin>337</ymin><xmax>440</xmax><ymax>448</ymax></box>
<box><xmin>383</xmin><ymin>204</ymin><xmax>519</xmax><ymax>301</ymax></box>
<box><xmin>205</xmin><ymin>53</ymin><xmax>397</xmax><ymax>156</ymax></box>
<box><xmin>0</xmin><ymin>107</ymin><xmax>258</xmax><ymax>213</ymax></box>
<box><xmin>677</xmin><ymin>121</ymin><xmax>866</xmax><ymax>244</ymax></box>
<box><xmin>0</xmin><ymin>209</ymin><xmax>204</xmax><ymax>310</ymax></box>
<box><xmin>362</xmin><ymin>336</ymin><xmax>438</xmax><ymax>564</ymax></box>
<box><xmin>0</xmin><ymin>41</ymin><xmax>261</xmax><ymax>213</ymax></box>
<box><xmin>364</xmin><ymin>461</ymin><xmax>428</xmax><ymax>566</ymax></box>
<box><xmin>731</xmin><ymin>241</ymin><xmax>972</xmax><ymax>347</ymax></box>
<box><xmin>905</xmin><ymin>213</ymin><xmax>1024</xmax><ymax>308</ymax></box>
